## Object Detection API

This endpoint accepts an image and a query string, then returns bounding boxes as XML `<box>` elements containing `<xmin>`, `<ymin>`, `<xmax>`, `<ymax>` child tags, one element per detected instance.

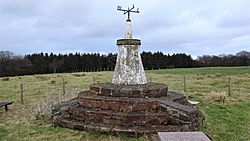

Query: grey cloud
<box><xmin>0</xmin><ymin>0</ymin><xmax>249</xmax><ymax>57</ymax></box>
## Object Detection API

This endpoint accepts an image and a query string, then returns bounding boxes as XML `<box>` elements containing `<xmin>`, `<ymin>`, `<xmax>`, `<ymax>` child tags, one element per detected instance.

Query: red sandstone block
<box><xmin>100</xmin><ymin>87</ymin><xmax>112</xmax><ymax>96</ymax></box>
<box><xmin>90</xmin><ymin>86</ymin><xmax>101</xmax><ymax>93</ymax></box>
<box><xmin>142</xmin><ymin>89</ymin><xmax>151</xmax><ymax>95</ymax></box>
<box><xmin>132</xmin><ymin>89</ymin><xmax>142</xmax><ymax>95</ymax></box>
<box><xmin>110</xmin><ymin>101</ymin><xmax>121</xmax><ymax>110</ymax></box>
<box><xmin>90</xmin><ymin>91</ymin><xmax>97</xmax><ymax>96</ymax></box>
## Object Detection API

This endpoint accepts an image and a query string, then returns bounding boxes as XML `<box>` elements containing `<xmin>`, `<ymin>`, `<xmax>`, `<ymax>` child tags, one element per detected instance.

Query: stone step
<box><xmin>68</xmin><ymin>106</ymin><xmax>169</xmax><ymax>127</ymax></box>
<box><xmin>89</xmin><ymin>83</ymin><xmax>168</xmax><ymax>98</ymax></box>
<box><xmin>78</xmin><ymin>90</ymin><xmax>191</xmax><ymax>112</ymax></box>
<box><xmin>78</xmin><ymin>91</ymin><xmax>160</xmax><ymax>112</ymax></box>
<box><xmin>52</xmin><ymin>89</ymin><xmax>204</xmax><ymax>135</ymax></box>
<box><xmin>55</xmin><ymin>117</ymin><xmax>195</xmax><ymax>135</ymax></box>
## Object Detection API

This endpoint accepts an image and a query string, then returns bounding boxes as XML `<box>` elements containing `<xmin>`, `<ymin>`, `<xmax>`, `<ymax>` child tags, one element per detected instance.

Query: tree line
<box><xmin>196</xmin><ymin>51</ymin><xmax>250</xmax><ymax>67</ymax></box>
<box><xmin>0</xmin><ymin>50</ymin><xmax>249</xmax><ymax>77</ymax></box>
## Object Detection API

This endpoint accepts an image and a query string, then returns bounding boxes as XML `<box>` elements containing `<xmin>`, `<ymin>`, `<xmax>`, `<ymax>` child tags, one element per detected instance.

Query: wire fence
<box><xmin>0</xmin><ymin>73</ymin><xmax>238</xmax><ymax>106</ymax></box>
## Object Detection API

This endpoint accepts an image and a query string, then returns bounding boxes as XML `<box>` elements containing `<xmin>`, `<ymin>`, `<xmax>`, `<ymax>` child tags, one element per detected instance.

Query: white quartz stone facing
<box><xmin>125</xmin><ymin>21</ymin><xmax>132</xmax><ymax>39</ymax></box>
<box><xmin>112</xmin><ymin>44</ymin><xmax>147</xmax><ymax>85</ymax></box>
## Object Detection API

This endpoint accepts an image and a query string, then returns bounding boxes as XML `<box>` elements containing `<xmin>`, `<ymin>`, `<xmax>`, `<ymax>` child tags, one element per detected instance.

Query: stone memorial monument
<box><xmin>52</xmin><ymin>5</ymin><xmax>204</xmax><ymax>135</ymax></box>
<box><xmin>112</xmin><ymin>5</ymin><xmax>147</xmax><ymax>85</ymax></box>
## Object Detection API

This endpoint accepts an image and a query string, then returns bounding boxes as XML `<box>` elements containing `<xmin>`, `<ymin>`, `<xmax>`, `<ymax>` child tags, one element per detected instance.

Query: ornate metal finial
<box><xmin>117</xmin><ymin>4</ymin><xmax>139</xmax><ymax>22</ymax></box>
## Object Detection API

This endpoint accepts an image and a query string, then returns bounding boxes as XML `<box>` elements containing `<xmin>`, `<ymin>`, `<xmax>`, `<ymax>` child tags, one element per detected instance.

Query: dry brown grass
<box><xmin>204</xmin><ymin>91</ymin><xmax>227</xmax><ymax>105</ymax></box>
<box><xmin>31</xmin><ymin>92</ymin><xmax>78</xmax><ymax>121</ymax></box>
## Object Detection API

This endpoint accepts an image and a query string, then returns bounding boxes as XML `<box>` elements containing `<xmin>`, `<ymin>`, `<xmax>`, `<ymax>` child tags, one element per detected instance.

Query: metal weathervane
<box><xmin>117</xmin><ymin>4</ymin><xmax>139</xmax><ymax>22</ymax></box>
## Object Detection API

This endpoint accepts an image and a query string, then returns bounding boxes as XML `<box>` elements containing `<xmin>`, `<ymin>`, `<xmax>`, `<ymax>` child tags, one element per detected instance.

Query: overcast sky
<box><xmin>1</xmin><ymin>0</ymin><xmax>250</xmax><ymax>58</ymax></box>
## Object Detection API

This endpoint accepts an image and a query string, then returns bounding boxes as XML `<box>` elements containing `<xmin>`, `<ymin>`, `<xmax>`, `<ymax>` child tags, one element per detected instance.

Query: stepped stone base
<box><xmin>52</xmin><ymin>83</ymin><xmax>204</xmax><ymax>135</ymax></box>
<box><xmin>56</xmin><ymin>117</ymin><xmax>195</xmax><ymax>135</ymax></box>
<box><xmin>90</xmin><ymin>83</ymin><xmax>167</xmax><ymax>98</ymax></box>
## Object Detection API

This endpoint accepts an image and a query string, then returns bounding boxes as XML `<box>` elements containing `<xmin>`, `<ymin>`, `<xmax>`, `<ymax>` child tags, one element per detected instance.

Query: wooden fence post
<box><xmin>63</xmin><ymin>78</ymin><xmax>65</xmax><ymax>95</ymax></box>
<box><xmin>167</xmin><ymin>81</ymin><xmax>170</xmax><ymax>93</ymax></box>
<box><xmin>183</xmin><ymin>76</ymin><xmax>187</xmax><ymax>92</ymax></box>
<box><xmin>20</xmin><ymin>83</ymin><xmax>24</xmax><ymax>104</ymax></box>
<box><xmin>228</xmin><ymin>77</ymin><xmax>231</xmax><ymax>96</ymax></box>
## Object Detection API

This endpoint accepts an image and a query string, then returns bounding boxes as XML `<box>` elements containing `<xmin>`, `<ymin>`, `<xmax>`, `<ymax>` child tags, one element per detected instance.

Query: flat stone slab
<box><xmin>159</xmin><ymin>100</ymin><xmax>197</xmax><ymax>113</ymax></box>
<box><xmin>158</xmin><ymin>132</ymin><xmax>211</xmax><ymax>141</ymax></box>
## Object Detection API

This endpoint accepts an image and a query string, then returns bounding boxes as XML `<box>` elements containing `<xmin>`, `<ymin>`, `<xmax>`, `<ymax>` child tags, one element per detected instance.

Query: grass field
<box><xmin>0</xmin><ymin>66</ymin><xmax>250</xmax><ymax>141</ymax></box>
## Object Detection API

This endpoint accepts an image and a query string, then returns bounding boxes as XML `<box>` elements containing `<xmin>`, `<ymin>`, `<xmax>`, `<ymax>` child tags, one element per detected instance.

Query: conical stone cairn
<box><xmin>112</xmin><ymin>20</ymin><xmax>147</xmax><ymax>85</ymax></box>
